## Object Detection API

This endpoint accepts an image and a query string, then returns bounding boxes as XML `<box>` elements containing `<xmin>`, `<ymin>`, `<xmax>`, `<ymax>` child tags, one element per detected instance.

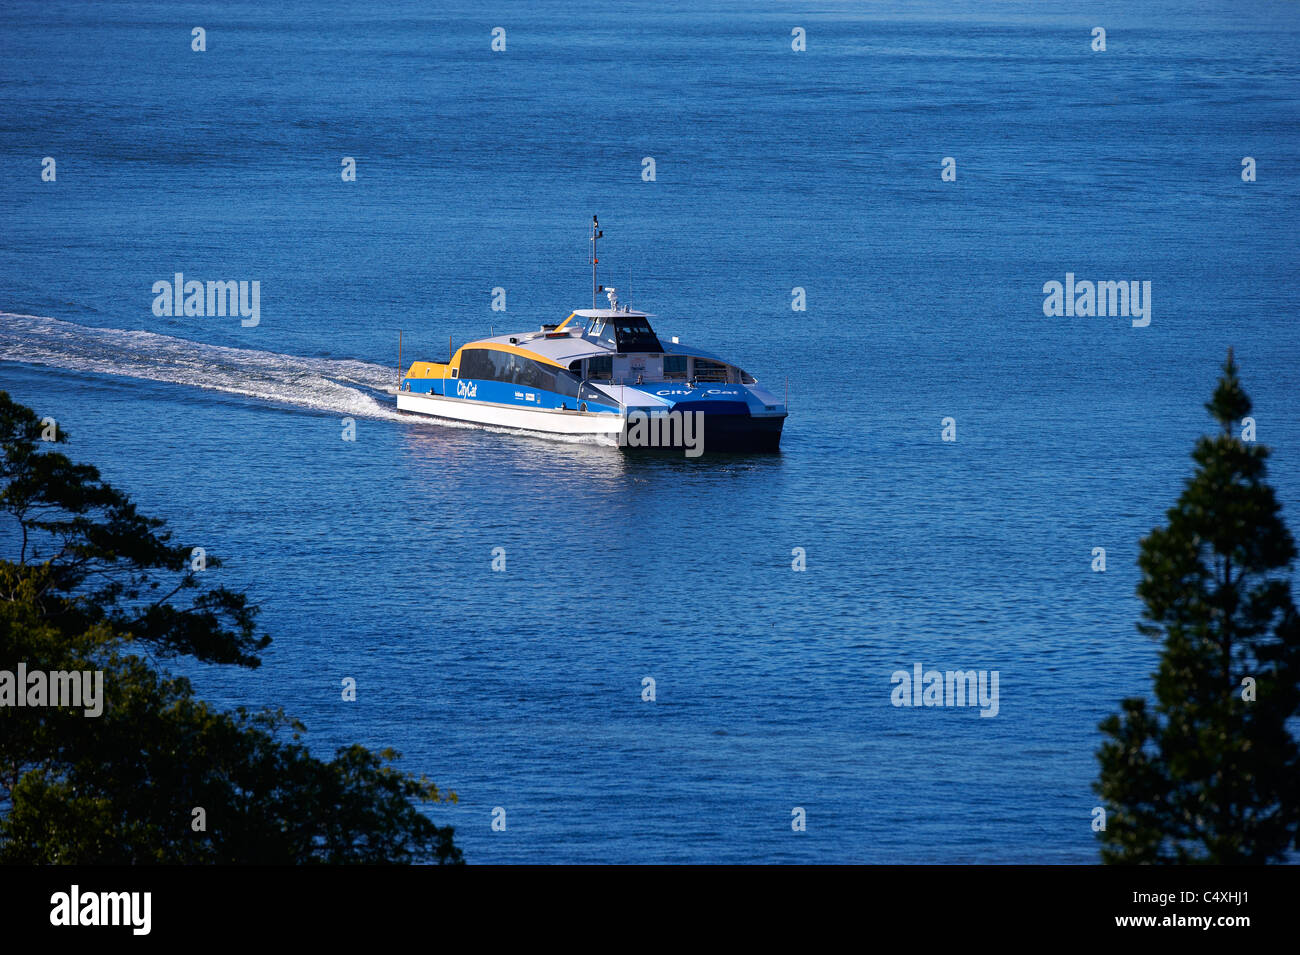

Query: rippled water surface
<box><xmin>2</xmin><ymin>0</ymin><xmax>1299</xmax><ymax>862</ymax></box>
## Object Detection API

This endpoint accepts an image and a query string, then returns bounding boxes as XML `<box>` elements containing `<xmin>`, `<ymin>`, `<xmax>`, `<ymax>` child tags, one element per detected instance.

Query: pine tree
<box><xmin>1095</xmin><ymin>349</ymin><xmax>1300</xmax><ymax>863</ymax></box>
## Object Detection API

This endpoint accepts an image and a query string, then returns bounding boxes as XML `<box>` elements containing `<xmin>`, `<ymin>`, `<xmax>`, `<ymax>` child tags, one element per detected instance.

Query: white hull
<box><xmin>396</xmin><ymin>391</ymin><xmax>624</xmax><ymax>436</ymax></box>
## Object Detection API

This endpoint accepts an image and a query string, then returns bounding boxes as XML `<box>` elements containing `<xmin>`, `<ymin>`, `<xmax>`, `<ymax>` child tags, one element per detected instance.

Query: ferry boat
<box><xmin>394</xmin><ymin>218</ymin><xmax>787</xmax><ymax>452</ymax></box>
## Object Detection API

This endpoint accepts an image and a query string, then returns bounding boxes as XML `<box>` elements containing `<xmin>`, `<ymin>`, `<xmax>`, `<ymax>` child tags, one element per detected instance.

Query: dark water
<box><xmin>2</xmin><ymin>1</ymin><xmax>1299</xmax><ymax>862</ymax></box>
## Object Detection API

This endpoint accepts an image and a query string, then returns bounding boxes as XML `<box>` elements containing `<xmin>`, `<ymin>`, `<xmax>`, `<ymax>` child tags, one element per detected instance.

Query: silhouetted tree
<box><xmin>1095</xmin><ymin>351</ymin><xmax>1300</xmax><ymax>863</ymax></box>
<box><xmin>0</xmin><ymin>391</ymin><xmax>461</xmax><ymax>863</ymax></box>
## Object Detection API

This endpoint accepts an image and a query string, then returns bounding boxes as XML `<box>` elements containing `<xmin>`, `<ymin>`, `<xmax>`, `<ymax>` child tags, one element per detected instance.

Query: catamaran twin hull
<box><xmin>396</xmin><ymin>313</ymin><xmax>787</xmax><ymax>453</ymax></box>
<box><xmin>397</xmin><ymin>219</ymin><xmax>787</xmax><ymax>453</ymax></box>
<box><xmin>395</xmin><ymin>384</ymin><xmax>785</xmax><ymax>454</ymax></box>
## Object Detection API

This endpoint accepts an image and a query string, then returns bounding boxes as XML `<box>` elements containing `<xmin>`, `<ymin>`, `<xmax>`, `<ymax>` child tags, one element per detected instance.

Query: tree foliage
<box><xmin>0</xmin><ymin>391</ymin><xmax>461</xmax><ymax>863</ymax></box>
<box><xmin>1095</xmin><ymin>352</ymin><xmax>1300</xmax><ymax>863</ymax></box>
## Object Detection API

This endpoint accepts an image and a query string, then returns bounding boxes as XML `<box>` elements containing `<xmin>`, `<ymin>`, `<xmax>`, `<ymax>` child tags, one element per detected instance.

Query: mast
<box><xmin>590</xmin><ymin>215</ymin><xmax>603</xmax><ymax>308</ymax></box>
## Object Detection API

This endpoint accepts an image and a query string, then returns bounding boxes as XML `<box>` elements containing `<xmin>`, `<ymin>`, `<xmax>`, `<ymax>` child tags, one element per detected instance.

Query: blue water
<box><xmin>2</xmin><ymin>1</ymin><xmax>1299</xmax><ymax>862</ymax></box>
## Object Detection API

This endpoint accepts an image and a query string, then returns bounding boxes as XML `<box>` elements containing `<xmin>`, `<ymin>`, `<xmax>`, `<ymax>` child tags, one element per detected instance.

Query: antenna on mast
<box><xmin>590</xmin><ymin>215</ymin><xmax>603</xmax><ymax>308</ymax></box>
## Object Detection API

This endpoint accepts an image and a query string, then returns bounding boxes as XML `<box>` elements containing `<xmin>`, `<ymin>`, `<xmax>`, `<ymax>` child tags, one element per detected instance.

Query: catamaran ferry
<box><xmin>394</xmin><ymin>218</ymin><xmax>787</xmax><ymax>452</ymax></box>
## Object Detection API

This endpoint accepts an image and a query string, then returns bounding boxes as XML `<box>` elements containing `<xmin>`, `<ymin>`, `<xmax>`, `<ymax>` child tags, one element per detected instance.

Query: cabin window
<box><xmin>693</xmin><ymin>359</ymin><xmax>729</xmax><ymax>382</ymax></box>
<box><xmin>458</xmin><ymin>347</ymin><xmax>580</xmax><ymax>397</ymax></box>
<box><xmin>612</xmin><ymin>318</ymin><xmax>662</xmax><ymax>353</ymax></box>
<box><xmin>663</xmin><ymin>355</ymin><xmax>687</xmax><ymax>379</ymax></box>
<box><xmin>587</xmin><ymin>355</ymin><xmax>613</xmax><ymax>380</ymax></box>
<box><xmin>458</xmin><ymin>348</ymin><xmax>497</xmax><ymax>381</ymax></box>
<box><xmin>580</xmin><ymin>383</ymin><xmax>617</xmax><ymax>408</ymax></box>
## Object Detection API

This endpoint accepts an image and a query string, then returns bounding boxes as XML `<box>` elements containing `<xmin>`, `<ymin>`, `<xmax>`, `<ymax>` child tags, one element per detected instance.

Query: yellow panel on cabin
<box><xmin>405</xmin><ymin>362</ymin><xmax>448</xmax><ymax>378</ymax></box>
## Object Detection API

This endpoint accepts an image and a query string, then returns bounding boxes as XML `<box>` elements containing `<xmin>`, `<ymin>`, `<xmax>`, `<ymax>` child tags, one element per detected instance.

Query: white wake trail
<box><xmin>0</xmin><ymin>312</ymin><xmax>406</xmax><ymax>421</ymax></box>
<box><xmin>0</xmin><ymin>312</ymin><xmax>615</xmax><ymax>445</ymax></box>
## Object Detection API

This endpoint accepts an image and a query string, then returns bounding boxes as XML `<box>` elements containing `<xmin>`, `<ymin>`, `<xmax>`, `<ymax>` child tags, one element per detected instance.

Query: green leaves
<box><xmin>1206</xmin><ymin>347</ymin><xmax>1252</xmax><ymax>433</ymax></box>
<box><xmin>0</xmin><ymin>392</ymin><xmax>461</xmax><ymax>864</ymax></box>
<box><xmin>0</xmin><ymin>640</ymin><xmax>462</xmax><ymax>864</ymax></box>
<box><xmin>1096</xmin><ymin>351</ymin><xmax>1300</xmax><ymax>863</ymax></box>
<box><xmin>0</xmin><ymin>390</ymin><xmax>268</xmax><ymax>668</ymax></box>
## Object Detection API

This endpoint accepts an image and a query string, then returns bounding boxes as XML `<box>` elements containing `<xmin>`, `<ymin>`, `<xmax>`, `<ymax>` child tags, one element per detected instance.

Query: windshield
<box><xmin>612</xmin><ymin>318</ymin><xmax>661</xmax><ymax>352</ymax></box>
<box><xmin>587</xmin><ymin>315</ymin><xmax>663</xmax><ymax>353</ymax></box>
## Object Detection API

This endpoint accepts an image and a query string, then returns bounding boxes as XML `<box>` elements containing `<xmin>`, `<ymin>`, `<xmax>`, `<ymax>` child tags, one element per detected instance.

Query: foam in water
<box><xmin>0</xmin><ymin>312</ymin><xmax>616</xmax><ymax>446</ymax></box>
